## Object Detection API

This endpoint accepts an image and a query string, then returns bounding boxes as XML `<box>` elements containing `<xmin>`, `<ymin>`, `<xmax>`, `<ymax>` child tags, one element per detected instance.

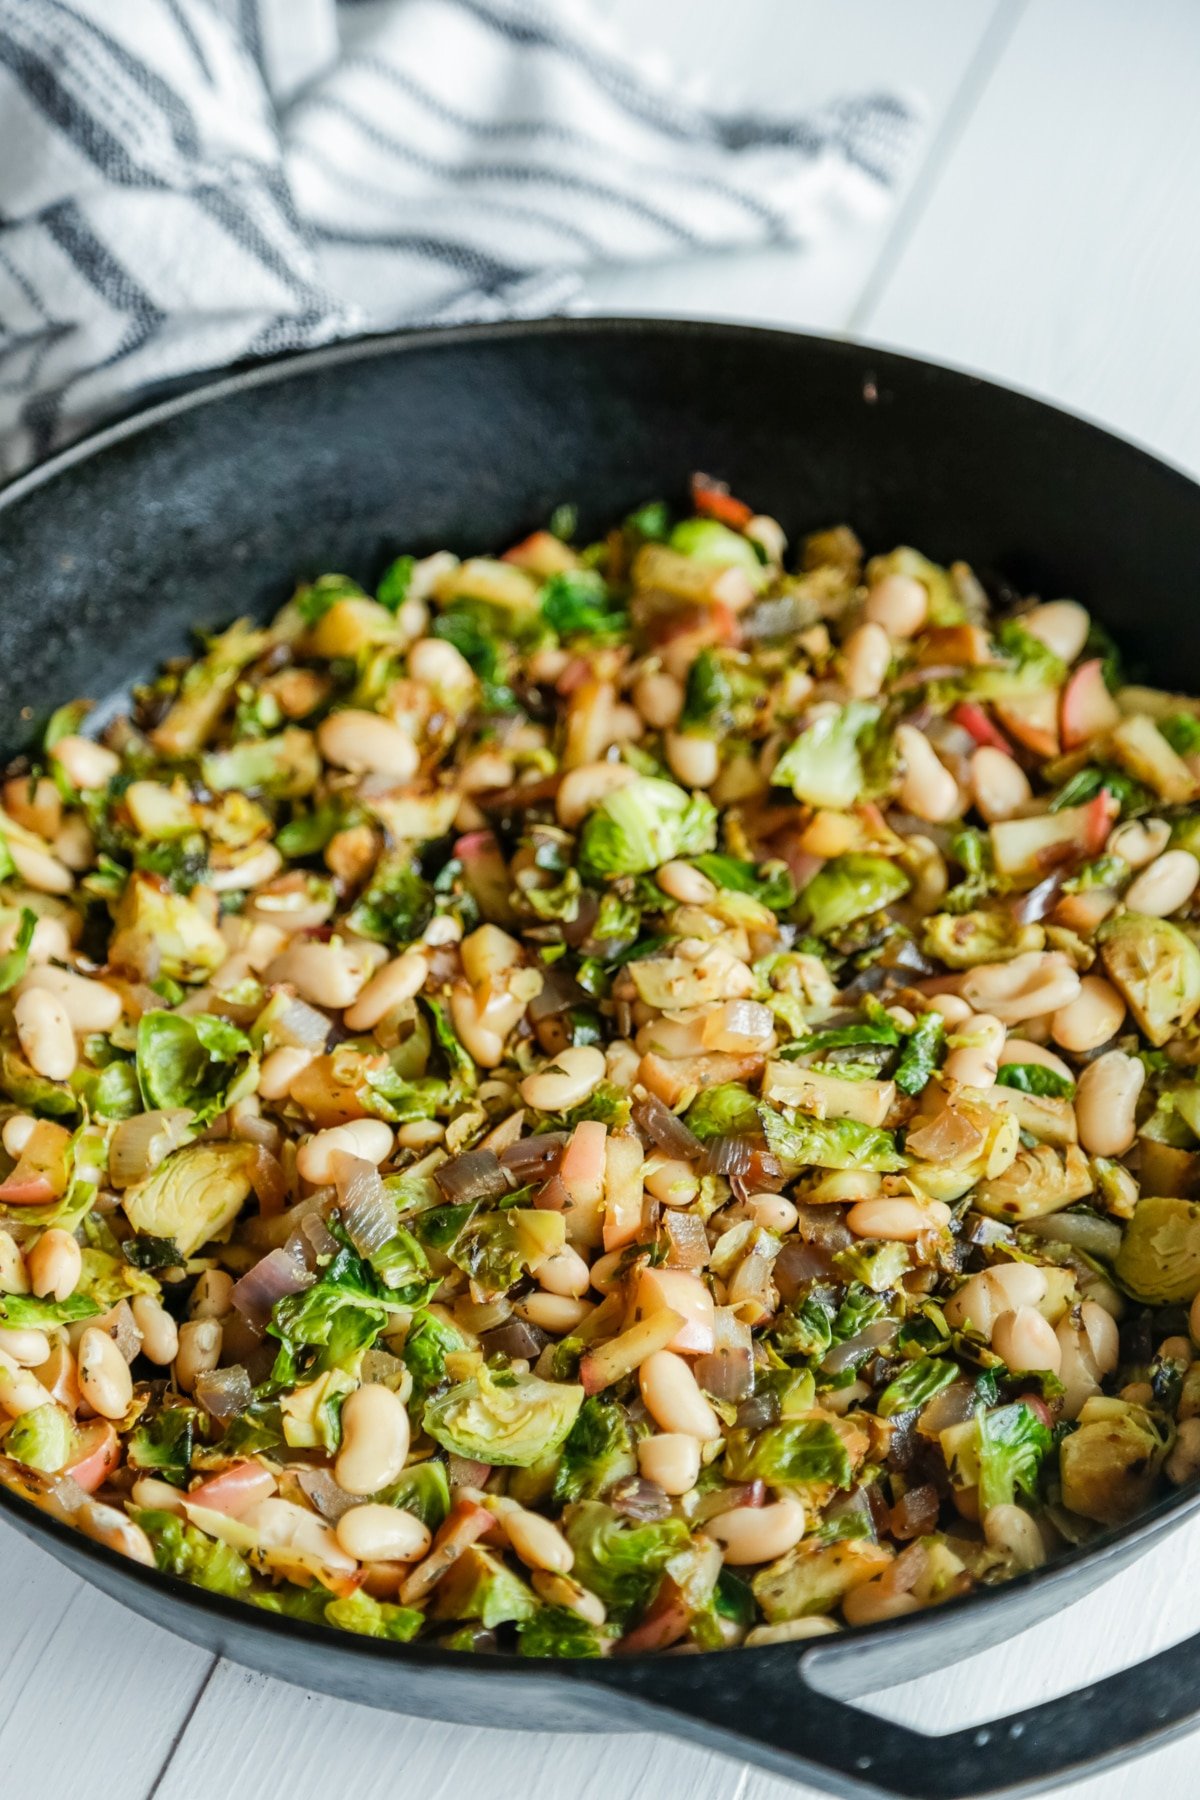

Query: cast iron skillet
<box><xmin>3</xmin><ymin>318</ymin><xmax>1200</xmax><ymax>1799</ymax></box>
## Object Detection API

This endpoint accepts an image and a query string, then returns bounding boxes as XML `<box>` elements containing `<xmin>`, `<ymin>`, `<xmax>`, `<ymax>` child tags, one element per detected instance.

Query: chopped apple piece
<box><xmin>994</xmin><ymin>690</ymin><xmax>1061</xmax><ymax>758</ymax></box>
<box><xmin>633</xmin><ymin>1268</ymin><xmax>716</xmax><ymax>1353</ymax></box>
<box><xmin>1060</xmin><ymin>659</ymin><xmax>1121</xmax><ymax>750</ymax></box>
<box><xmin>1110</xmin><ymin>714</ymin><xmax>1196</xmax><ymax>803</ymax></box>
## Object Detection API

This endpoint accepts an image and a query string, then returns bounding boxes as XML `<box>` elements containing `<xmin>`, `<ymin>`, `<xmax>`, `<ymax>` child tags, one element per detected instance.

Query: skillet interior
<box><xmin>3</xmin><ymin>318</ymin><xmax>1200</xmax><ymax>1794</ymax></box>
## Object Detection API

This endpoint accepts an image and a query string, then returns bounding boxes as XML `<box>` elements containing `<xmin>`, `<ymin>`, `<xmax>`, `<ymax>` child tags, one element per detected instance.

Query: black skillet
<box><xmin>3</xmin><ymin>318</ymin><xmax>1200</xmax><ymax>1799</ymax></box>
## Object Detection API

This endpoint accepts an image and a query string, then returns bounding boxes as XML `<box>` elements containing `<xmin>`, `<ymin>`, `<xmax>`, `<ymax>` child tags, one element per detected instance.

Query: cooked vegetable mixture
<box><xmin>4</xmin><ymin>476</ymin><xmax>1200</xmax><ymax>1656</ymax></box>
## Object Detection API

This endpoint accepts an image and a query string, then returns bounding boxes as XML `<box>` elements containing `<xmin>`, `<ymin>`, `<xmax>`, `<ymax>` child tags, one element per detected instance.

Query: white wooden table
<box><xmin>6</xmin><ymin>3</ymin><xmax>1200</xmax><ymax>1795</ymax></box>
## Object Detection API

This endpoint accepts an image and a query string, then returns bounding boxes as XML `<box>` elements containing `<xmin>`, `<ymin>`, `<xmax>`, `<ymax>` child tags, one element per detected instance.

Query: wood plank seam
<box><xmin>847</xmin><ymin>0</ymin><xmax>1029</xmax><ymax>334</ymax></box>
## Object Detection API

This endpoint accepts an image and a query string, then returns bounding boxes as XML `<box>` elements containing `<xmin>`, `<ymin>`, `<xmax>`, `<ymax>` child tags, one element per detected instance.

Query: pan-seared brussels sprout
<box><xmin>121</xmin><ymin>1142</ymin><xmax>259</xmax><ymax>1257</ymax></box>
<box><xmin>423</xmin><ymin>1367</ymin><xmax>584</xmax><ymax>1466</ymax></box>
<box><xmin>1059</xmin><ymin>1397</ymin><xmax>1172</xmax><ymax>1526</ymax></box>
<box><xmin>797</xmin><ymin>852</ymin><xmax>911</xmax><ymax>937</ymax></box>
<box><xmin>1114</xmin><ymin>1196</ymin><xmax>1200</xmax><ymax>1303</ymax></box>
<box><xmin>1098</xmin><ymin>912</ymin><xmax>1200</xmax><ymax>1046</ymax></box>
<box><xmin>922</xmin><ymin>910</ymin><xmax>1044</xmax><ymax>969</ymax></box>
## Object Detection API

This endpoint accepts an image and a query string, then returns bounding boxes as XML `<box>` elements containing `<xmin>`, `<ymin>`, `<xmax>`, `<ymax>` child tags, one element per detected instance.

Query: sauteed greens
<box><xmin>3</xmin><ymin>473</ymin><xmax>1200</xmax><ymax>1654</ymax></box>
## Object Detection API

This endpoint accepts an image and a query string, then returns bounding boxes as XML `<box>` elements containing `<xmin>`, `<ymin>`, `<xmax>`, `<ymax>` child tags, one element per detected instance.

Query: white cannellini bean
<box><xmin>77</xmin><ymin>1501</ymin><xmax>155</xmax><ymax>1567</ymax></box>
<box><xmin>206</xmin><ymin>845</ymin><xmax>283</xmax><ymax>894</ymax></box>
<box><xmin>637</xmin><ymin>1432</ymin><xmax>701</xmax><ymax>1495</ymax></box>
<box><xmin>1124</xmin><ymin>849</ymin><xmax>1200</xmax><ymax>917</ymax></box>
<box><xmin>317</xmin><ymin>709</ymin><xmax>419</xmax><ymax>782</ymax></box>
<box><xmin>865</xmin><ymin>572</ymin><xmax>928</xmax><ymax>638</ymax></box>
<box><xmin>175</xmin><ymin>1319</ymin><xmax>222</xmax><ymax>1394</ymax></box>
<box><xmin>535</xmin><ymin>1245</ymin><xmax>591</xmax><ymax>1299</ymax></box>
<box><xmin>1107</xmin><ymin>817</ymin><xmax>1171</xmax><ymax>869</ymax></box>
<box><xmin>54</xmin><ymin>815</ymin><xmax>95</xmax><ymax>873</ymax></box>
<box><xmin>960</xmin><ymin>952</ymin><xmax>1081</xmax><ymax>1024</ymax></box>
<box><xmin>335</xmin><ymin>1503</ymin><xmax>431</xmax><ymax>1563</ymax></box>
<box><xmin>408</xmin><ymin>636</ymin><xmax>476</xmax><ymax>689</ymax></box>
<box><xmin>13</xmin><ymin>987</ymin><xmax>76</xmax><ymax>1080</ymax></box>
<box><xmin>16</xmin><ymin>964</ymin><xmax>122</xmax><ymax>1031</ymax></box>
<box><xmin>744</xmin><ymin>1192</ymin><xmax>799</xmax><ymax>1233</ymax></box>
<box><xmin>703</xmin><ymin>1498</ymin><xmax>807</xmax><ymax>1565</ymax></box>
<box><xmin>517</xmin><ymin>1292</ymin><xmax>593</xmax><ymax>1334</ymax></box>
<box><xmin>556</xmin><ymin>761</ymin><xmax>638</xmax><ymax>829</ymax></box>
<box><xmin>639</xmin><ymin>1350</ymin><xmax>721</xmax><ymax>1439</ymax></box>
<box><xmin>942</xmin><ymin>1012</ymin><xmax>1006</xmax><ymax>1088</ymax></box>
<box><xmin>503</xmin><ymin>1508</ymin><xmax>574</xmax><ymax>1574</ymax></box>
<box><xmin>296</xmin><ymin>1120</ymin><xmax>394</xmax><ymax>1185</ymax></box>
<box><xmin>531</xmin><ymin>1570</ymin><xmax>606</xmax><ymax>1625</ymax></box>
<box><xmin>0</xmin><ymin>1229</ymin><xmax>29</xmax><ymax>1295</ymax></box>
<box><xmin>841</xmin><ymin>622</ymin><xmax>891</xmax><ymax>699</ymax></box>
<box><xmin>1075</xmin><ymin>1050</ymin><xmax>1144</xmax><ymax>1156</ymax></box>
<box><xmin>27</xmin><ymin>1228</ymin><xmax>81</xmax><ymax>1302</ymax></box>
<box><xmin>845</xmin><ymin>1198</ymin><xmax>950</xmax><ymax>1242</ymax></box>
<box><xmin>245</xmin><ymin>1498</ymin><xmax>357</xmax><ymax>1572</ymax></box>
<box><xmin>258</xmin><ymin>1045</ymin><xmax>317</xmax><ymax>1100</ymax></box>
<box><xmin>643</xmin><ymin>1157</ymin><xmax>699</xmax><ymax>1207</ymax></box>
<box><xmin>656</xmin><ymin>860</ymin><xmax>716</xmax><ymax>905</ymax></box>
<box><xmin>991</xmin><ymin>1307</ymin><xmax>1062</xmax><ymax>1375</ymax></box>
<box><xmin>970</xmin><ymin>747</ymin><xmax>1032</xmax><ymax>823</ymax></box>
<box><xmin>944</xmin><ymin>1263</ymin><xmax>1047</xmax><ymax>1336</ymax></box>
<box><xmin>188</xmin><ymin>1269</ymin><xmax>235</xmax><ymax>1320</ymax></box>
<box><xmin>131</xmin><ymin>1476</ymin><xmax>188</xmax><ymax>1515</ymax></box>
<box><xmin>131</xmin><ymin>1293</ymin><xmax>179</xmax><ymax>1366</ymax></box>
<box><xmin>1020</xmin><ymin>600</ymin><xmax>1090</xmax><ymax>664</ymax></box>
<box><xmin>633</xmin><ymin>669</ymin><xmax>685</xmax><ymax>730</ymax></box>
<box><xmin>335</xmin><ymin>1383</ymin><xmax>411</xmax><ymax>1494</ymax></box>
<box><xmin>343</xmin><ymin>950</ymin><xmax>427</xmax><ymax>1031</ymax></box>
<box><xmin>982</xmin><ymin>1504</ymin><xmax>1046</xmax><ymax>1570</ymax></box>
<box><xmin>925</xmin><ymin>992</ymin><xmax>973</xmax><ymax>1027</ymax></box>
<box><xmin>50</xmin><ymin>735</ymin><xmax>121</xmax><ymax>790</ymax></box>
<box><xmin>264</xmin><ymin>940</ymin><xmax>372</xmax><ymax>1008</ymax></box>
<box><xmin>2</xmin><ymin>1114</ymin><xmax>37</xmax><ymax>1157</ymax></box>
<box><xmin>998</xmin><ymin>1038</ymin><xmax>1075</xmax><ymax>1084</ymax></box>
<box><xmin>665</xmin><ymin>731</ymin><xmax>719</xmax><ymax>790</ymax></box>
<box><xmin>0</xmin><ymin>1326</ymin><xmax>50</xmax><ymax>1366</ymax></box>
<box><xmin>519</xmin><ymin>1044</ymin><xmax>607</xmax><ymax>1113</ymax></box>
<box><xmin>1051</xmin><ymin>974</ymin><xmax>1126</xmax><ymax>1053</ymax></box>
<box><xmin>77</xmin><ymin>1325</ymin><xmax>134</xmax><ymax>1418</ymax></box>
<box><xmin>8</xmin><ymin>839</ymin><xmax>73</xmax><ymax>895</ymax></box>
<box><xmin>895</xmin><ymin>724</ymin><xmax>960</xmax><ymax>823</ymax></box>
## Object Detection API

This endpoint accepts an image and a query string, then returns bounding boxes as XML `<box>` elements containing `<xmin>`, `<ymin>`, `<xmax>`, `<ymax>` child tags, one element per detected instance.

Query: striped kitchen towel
<box><xmin>0</xmin><ymin>0</ymin><xmax>919</xmax><ymax>477</ymax></box>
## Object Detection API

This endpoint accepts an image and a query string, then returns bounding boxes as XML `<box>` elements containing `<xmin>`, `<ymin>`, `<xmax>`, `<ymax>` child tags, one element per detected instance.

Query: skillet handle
<box><xmin>587</xmin><ymin>1628</ymin><xmax>1200</xmax><ymax>1798</ymax></box>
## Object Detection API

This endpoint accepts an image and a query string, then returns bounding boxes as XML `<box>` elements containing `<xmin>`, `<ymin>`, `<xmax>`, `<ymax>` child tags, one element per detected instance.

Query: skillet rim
<box><xmin>2</xmin><ymin>312</ymin><xmax>1200</xmax><ymax>1679</ymax></box>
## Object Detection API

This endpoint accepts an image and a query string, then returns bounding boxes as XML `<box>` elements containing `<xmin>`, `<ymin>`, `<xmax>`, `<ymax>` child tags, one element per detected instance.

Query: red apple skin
<box><xmin>1060</xmin><ymin>659</ymin><xmax>1122</xmax><ymax>750</ymax></box>
<box><xmin>186</xmin><ymin>1460</ymin><xmax>277</xmax><ymax>1519</ymax></box>
<box><xmin>952</xmin><ymin>701</ymin><xmax>1015</xmax><ymax>755</ymax></box>
<box><xmin>0</xmin><ymin>1173</ymin><xmax>56</xmax><ymax>1205</ymax></box>
<box><xmin>1085</xmin><ymin>790</ymin><xmax>1121</xmax><ymax>854</ymax></box>
<box><xmin>65</xmin><ymin>1422</ymin><xmax>119</xmax><ymax>1494</ymax></box>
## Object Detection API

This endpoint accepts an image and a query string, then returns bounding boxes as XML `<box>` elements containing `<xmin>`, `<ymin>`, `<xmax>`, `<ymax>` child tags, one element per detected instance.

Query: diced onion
<box><xmin>231</xmin><ymin>1247</ymin><xmax>313</xmax><ymax>1325</ymax></box>
<box><xmin>297</xmin><ymin>1468</ymin><xmax>360</xmax><ymax>1522</ymax></box>
<box><xmin>499</xmin><ymin>1134</ymin><xmax>566</xmax><ymax>1181</ymax></box>
<box><xmin>703</xmin><ymin>1135</ymin><xmax>755</xmax><ymax>1179</ymax></box>
<box><xmin>334</xmin><ymin>1156</ymin><xmax>396</xmax><ymax>1256</ymax></box>
<box><xmin>1026</xmin><ymin>1210</ymin><xmax>1123</xmax><ymax>1262</ymax></box>
<box><xmin>434</xmin><ymin>1149</ymin><xmax>510</xmax><ymax>1204</ymax></box>
<box><xmin>821</xmin><ymin>1317</ymin><xmax>899</xmax><ymax>1375</ymax></box>
<box><xmin>194</xmin><ymin>1363</ymin><xmax>253</xmax><ymax>1424</ymax></box>
<box><xmin>108</xmin><ymin>1108</ymin><xmax>195</xmax><ymax>1190</ymax></box>
<box><xmin>273</xmin><ymin>997</ymin><xmax>333</xmax><ymax>1051</ymax></box>
<box><xmin>632</xmin><ymin>1094</ymin><xmax>702</xmax><ymax>1162</ymax></box>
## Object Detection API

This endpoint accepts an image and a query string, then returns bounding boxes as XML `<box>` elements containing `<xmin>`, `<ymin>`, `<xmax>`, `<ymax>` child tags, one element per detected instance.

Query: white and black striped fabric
<box><xmin>0</xmin><ymin>0</ymin><xmax>918</xmax><ymax>477</ymax></box>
